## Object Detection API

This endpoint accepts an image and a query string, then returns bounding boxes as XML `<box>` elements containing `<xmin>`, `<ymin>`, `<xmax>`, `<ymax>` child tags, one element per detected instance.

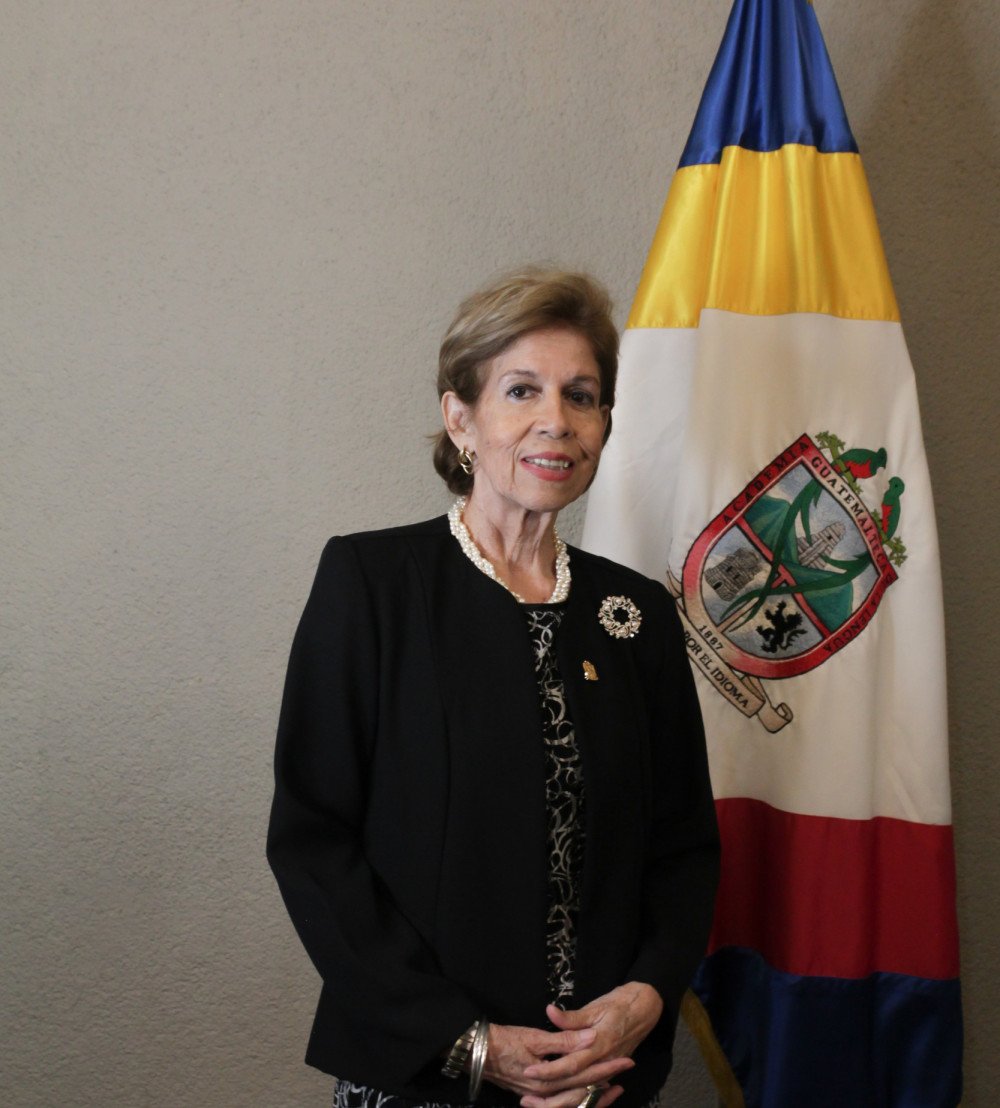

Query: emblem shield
<box><xmin>682</xmin><ymin>434</ymin><xmax>897</xmax><ymax>682</ymax></box>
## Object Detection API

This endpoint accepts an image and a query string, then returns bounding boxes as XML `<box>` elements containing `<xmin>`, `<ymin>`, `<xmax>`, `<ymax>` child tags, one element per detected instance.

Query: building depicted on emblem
<box><xmin>796</xmin><ymin>522</ymin><xmax>846</xmax><ymax>568</ymax></box>
<box><xmin>706</xmin><ymin>547</ymin><xmax>764</xmax><ymax>600</ymax></box>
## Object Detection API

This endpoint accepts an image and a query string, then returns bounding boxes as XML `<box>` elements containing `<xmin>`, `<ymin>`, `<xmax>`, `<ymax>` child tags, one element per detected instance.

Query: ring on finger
<box><xmin>577</xmin><ymin>1084</ymin><xmax>605</xmax><ymax>1108</ymax></box>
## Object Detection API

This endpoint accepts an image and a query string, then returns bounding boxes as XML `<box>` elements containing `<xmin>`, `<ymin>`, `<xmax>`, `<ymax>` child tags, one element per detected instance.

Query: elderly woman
<box><xmin>267</xmin><ymin>269</ymin><xmax>719</xmax><ymax>1108</ymax></box>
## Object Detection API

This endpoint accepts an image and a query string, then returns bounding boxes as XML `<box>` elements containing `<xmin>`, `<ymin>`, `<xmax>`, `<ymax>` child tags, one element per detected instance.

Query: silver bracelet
<box><xmin>441</xmin><ymin>1023</ymin><xmax>476</xmax><ymax>1079</ymax></box>
<box><xmin>467</xmin><ymin>1016</ymin><xmax>490</xmax><ymax>1101</ymax></box>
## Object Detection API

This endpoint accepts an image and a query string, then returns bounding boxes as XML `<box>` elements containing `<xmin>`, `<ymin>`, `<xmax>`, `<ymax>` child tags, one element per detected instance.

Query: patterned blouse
<box><xmin>525</xmin><ymin>605</ymin><xmax>585</xmax><ymax>1008</ymax></box>
<box><xmin>333</xmin><ymin>605</ymin><xmax>585</xmax><ymax>1108</ymax></box>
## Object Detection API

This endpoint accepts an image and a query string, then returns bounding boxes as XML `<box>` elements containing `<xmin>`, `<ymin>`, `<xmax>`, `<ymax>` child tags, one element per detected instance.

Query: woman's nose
<box><xmin>538</xmin><ymin>393</ymin><xmax>571</xmax><ymax>437</ymax></box>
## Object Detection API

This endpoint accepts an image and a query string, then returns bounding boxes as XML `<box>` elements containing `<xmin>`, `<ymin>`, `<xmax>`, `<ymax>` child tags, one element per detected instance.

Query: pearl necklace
<box><xmin>448</xmin><ymin>497</ymin><xmax>571</xmax><ymax>604</ymax></box>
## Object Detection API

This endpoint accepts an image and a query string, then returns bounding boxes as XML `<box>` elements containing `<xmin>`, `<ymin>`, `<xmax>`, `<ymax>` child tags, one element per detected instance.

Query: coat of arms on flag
<box><xmin>669</xmin><ymin>432</ymin><xmax>904</xmax><ymax>731</ymax></box>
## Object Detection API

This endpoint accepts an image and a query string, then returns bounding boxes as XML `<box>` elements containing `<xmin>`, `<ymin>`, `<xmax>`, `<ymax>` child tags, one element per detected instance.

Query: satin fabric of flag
<box><xmin>627</xmin><ymin>146</ymin><xmax>898</xmax><ymax>328</ymax></box>
<box><xmin>581</xmin><ymin>0</ymin><xmax>962</xmax><ymax>1103</ymax></box>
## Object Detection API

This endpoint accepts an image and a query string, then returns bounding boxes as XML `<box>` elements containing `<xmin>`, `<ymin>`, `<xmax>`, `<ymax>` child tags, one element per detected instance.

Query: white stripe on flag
<box><xmin>583</xmin><ymin>309</ymin><xmax>950</xmax><ymax>825</ymax></box>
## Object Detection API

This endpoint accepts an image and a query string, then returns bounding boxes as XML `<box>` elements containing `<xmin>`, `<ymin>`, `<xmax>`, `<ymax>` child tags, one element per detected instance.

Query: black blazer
<box><xmin>267</xmin><ymin>516</ymin><xmax>719</xmax><ymax>1106</ymax></box>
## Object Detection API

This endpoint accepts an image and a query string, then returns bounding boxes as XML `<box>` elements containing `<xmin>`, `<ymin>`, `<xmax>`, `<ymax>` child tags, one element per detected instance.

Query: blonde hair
<box><xmin>433</xmin><ymin>267</ymin><xmax>618</xmax><ymax>495</ymax></box>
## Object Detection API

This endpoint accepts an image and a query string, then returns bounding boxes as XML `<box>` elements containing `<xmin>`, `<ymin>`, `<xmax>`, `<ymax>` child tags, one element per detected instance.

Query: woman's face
<box><xmin>442</xmin><ymin>326</ymin><xmax>610</xmax><ymax>521</ymax></box>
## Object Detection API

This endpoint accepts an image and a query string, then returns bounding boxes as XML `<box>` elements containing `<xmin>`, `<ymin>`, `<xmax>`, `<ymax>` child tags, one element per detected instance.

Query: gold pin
<box><xmin>582</xmin><ymin>660</ymin><xmax>598</xmax><ymax>682</ymax></box>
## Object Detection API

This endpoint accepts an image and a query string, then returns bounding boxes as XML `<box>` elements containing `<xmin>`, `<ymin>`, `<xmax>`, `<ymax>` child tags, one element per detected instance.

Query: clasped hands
<box><xmin>483</xmin><ymin>982</ymin><xmax>663</xmax><ymax>1108</ymax></box>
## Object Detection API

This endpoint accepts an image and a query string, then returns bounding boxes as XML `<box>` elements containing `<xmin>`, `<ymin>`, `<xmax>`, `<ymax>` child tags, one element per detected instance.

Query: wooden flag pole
<box><xmin>680</xmin><ymin>989</ymin><xmax>745</xmax><ymax>1108</ymax></box>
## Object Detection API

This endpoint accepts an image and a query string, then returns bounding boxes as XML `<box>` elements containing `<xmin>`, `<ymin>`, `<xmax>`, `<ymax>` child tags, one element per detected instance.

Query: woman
<box><xmin>267</xmin><ymin>269</ymin><xmax>719</xmax><ymax>1108</ymax></box>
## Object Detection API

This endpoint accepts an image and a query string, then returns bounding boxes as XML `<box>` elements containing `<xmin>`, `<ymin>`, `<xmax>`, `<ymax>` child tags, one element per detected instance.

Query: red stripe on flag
<box><xmin>709</xmin><ymin>797</ymin><xmax>960</xmax><ymax>980</ymax></box>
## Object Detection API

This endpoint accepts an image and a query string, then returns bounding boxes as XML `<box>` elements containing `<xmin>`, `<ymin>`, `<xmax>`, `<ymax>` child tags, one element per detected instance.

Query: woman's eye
<box><xmin>507</xmin><ymin>384</ymin><xmax>530</xmax><ymax>399</ymax></box>
<box><xmin>569</xmin><ymin>390</ymin><xmax>595</xmax><ymax>406</ymax></box>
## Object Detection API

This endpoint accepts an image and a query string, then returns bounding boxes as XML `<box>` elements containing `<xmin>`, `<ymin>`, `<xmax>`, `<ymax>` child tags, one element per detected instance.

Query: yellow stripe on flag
<box><xmin>627</xmin><ymin>144</ymin><xmax>899</xmax><ymax>328</ymax></box>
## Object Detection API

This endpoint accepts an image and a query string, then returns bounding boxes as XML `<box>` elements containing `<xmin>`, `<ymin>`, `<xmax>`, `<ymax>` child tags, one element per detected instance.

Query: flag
<box><xmin>582</xmin><ymin>0</ymin><xmax>962</xmax><ymax>1103</ymax></box>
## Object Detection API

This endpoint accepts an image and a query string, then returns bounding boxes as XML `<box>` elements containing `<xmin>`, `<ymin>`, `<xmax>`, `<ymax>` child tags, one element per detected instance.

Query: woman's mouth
<box><xmin>522</xmin><ymin>454</ymin><xmax>575</xmax><ymax>480</ymax></box>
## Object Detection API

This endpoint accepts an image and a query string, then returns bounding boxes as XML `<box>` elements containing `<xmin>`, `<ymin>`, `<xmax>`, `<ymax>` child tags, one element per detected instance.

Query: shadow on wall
<box><xmin>859</xmin><ymin>0</ymin><xmax>1000</xmax><ymax>485</ymax></box>
<box><xmin>857</xmin><ymin>2</ymin><xmax>1000</xmax><ymax>1106</ymax></box>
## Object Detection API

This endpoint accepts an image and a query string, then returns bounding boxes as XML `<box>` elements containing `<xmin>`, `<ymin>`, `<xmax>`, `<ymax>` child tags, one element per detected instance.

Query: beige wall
<box><xmin>3</xmin><ymin>2</ymin><xmax>996</xmax><ymax>1104</ymax></box>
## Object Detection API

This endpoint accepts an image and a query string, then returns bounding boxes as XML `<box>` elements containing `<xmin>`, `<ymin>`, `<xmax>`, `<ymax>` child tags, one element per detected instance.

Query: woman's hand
<box><xmin>516</xmin><ymin>983</ymin><xmax>664</xmax><ymax>1108</ymax></box>
<box><xmin>484</xmin><ymin>1022</ymin><xmax>634</xmax><ymax>1108</ymax></box>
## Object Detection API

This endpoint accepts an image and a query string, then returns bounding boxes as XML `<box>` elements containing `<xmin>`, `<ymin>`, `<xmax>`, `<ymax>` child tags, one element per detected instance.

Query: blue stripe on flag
<box><xmin>693</xmin><ymin>947</ymin><xmax>963</xmax><ymax>1107</ymax></box>
<box><xmin>679</xmin><ymin>0</ymin><xmax>857</xmax><ymax>166</ymax></box>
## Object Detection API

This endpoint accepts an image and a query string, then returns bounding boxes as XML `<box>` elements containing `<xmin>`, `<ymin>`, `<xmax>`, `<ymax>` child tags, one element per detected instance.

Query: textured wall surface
<box><xmin>3</xmin><ymin>1</ymin><xmax>997</xmax><ymax>1105</ymax></box>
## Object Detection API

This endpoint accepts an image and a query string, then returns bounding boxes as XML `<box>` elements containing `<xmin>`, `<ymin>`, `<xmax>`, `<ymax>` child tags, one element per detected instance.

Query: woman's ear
<box><xmin>441</xmin><ymin>391</ymin><xmax>473</xmax><ymax>449</ymax></box>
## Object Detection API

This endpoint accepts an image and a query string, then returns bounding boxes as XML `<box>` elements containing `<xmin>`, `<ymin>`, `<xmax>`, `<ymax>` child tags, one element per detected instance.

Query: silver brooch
<box><xmin>598</xmin><ymin>595</ymin><xmax>642</xmax><ymax>639</ymax></box>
